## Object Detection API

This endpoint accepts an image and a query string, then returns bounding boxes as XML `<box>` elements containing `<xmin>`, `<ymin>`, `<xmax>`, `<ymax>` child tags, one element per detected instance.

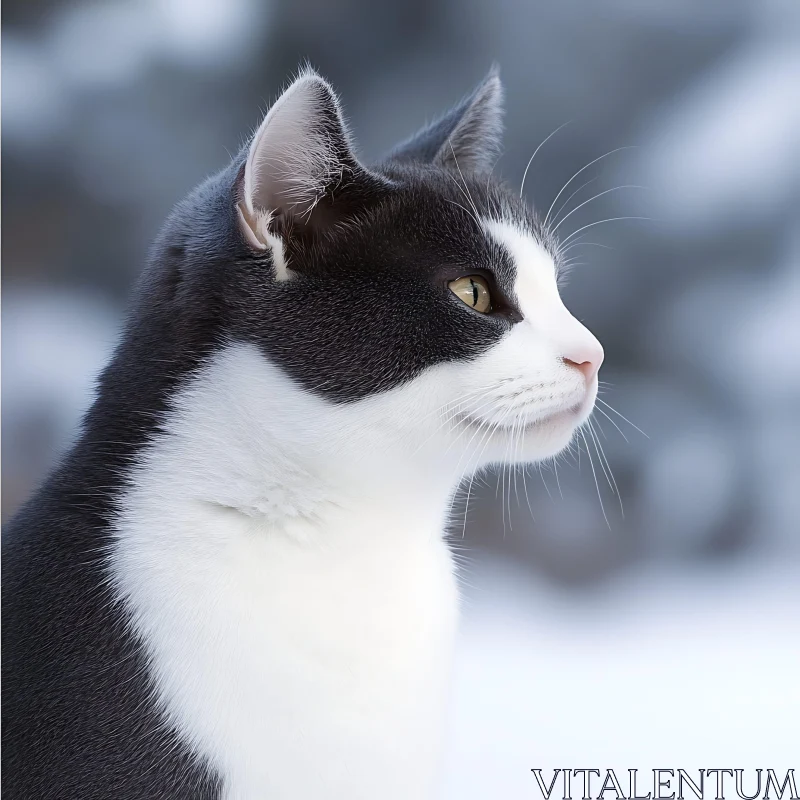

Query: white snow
<box><xmin>443</xmin><ymin>553</ymin><xmax>799</xmax><ymax>798</ymax></box>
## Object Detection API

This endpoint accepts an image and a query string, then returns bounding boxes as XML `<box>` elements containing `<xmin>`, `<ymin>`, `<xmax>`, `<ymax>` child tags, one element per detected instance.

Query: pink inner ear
<box><xmin>243</xmin><ymin>71</ymin><xmax>346</xmax><ymax>222</ymax></box>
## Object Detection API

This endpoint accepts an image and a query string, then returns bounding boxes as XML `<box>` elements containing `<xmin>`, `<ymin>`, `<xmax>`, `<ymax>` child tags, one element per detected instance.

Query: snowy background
<box><xmin>3</xmin><ymin>0</ymin><xmax>799</xmax><ymax>793</ymax></box>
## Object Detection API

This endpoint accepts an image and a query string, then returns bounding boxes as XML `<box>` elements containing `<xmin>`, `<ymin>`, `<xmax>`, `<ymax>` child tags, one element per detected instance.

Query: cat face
<box><xmin>173</xmin><ymin>68</ymin><xmax>602</xmax><ymax>474</ymax></box>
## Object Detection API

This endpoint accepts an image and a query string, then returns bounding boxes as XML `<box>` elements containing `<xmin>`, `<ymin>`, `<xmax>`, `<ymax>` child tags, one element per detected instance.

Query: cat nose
<box><xmin>562</xmin><ymin>340</ymin><xmax>604</xmax><ymax>383</ymax></box>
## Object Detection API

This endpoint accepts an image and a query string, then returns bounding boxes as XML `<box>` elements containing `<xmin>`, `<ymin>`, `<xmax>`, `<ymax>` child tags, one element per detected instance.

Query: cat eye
<box><xmin>448</xmin><ymin>275</ymin><xmax>492</xmax><ymax>314</ymax></box>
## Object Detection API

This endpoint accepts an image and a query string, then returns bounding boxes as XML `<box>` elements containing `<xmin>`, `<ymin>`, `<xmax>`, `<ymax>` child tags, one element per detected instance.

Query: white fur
<box><xmin>484</xmin><ymin>218</ymin><xmax>604</xmax><ymax>381</ymax></box>
<box><xmin>109</xmin><ymin>221</ymin><xmax>601</xmax><ymax>798</ymax></box>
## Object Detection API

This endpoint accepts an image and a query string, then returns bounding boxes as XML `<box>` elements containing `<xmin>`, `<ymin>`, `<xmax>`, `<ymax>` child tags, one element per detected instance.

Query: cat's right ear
<box><xmin>237</xmin><ymin>68</ymin><xmax>388</xmax><ymax>278</ymax></box>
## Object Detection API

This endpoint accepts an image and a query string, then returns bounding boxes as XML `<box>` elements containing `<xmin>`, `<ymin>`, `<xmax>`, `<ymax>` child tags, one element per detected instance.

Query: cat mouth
<box><xmin>455</xmin><ymin>403</ymin><xmax>585</xmax><ymax>434</ymax></box>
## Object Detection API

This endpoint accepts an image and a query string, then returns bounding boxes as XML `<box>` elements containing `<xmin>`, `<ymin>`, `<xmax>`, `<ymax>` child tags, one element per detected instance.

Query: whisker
<box><xmin>587</xmin><ymin>421</ymin><xmax>615</xmax><ymax>494</ymax></box>
<box><xmin>509</xmin><ymin>419</ymin><xmax>520</xmax><ymax>525</ymax></box>
<box><xmin>553</xmin><ymin>456</ymin><xmax>564</xmax><ymax>499</ymax></box>
<box><xmin>411</xmin><ymin>388</ymin><xmax>498</xmax><ymax>455</ymax></box>
<box><xmin>560</xmin><ymin>255</ymin><xmax>589</xmax><ymax>267</ymax></box>
<box><xmin>505</xmin><ymin>414</ymin><xmax>519</xmax><ymax>532</ymax></box>
<box><xmin>443</xmin><ymin>198</ymin><xmax>481</xmax><ymax>229</ymax></box>
<box><xmin>549</xmin><ymin>176</ymin><xmax>599</xmax><ymax>229</ymax></box>
<box><xmin>434</xmin><ymin>387</ymin><xmax>498</xmax><ymax>426</ymax></box>
<box><xmin>543</xmin><ymin>146</ymin><xmax>638</xmax><ymax>229</ymax></box>
<box><xmin>594</xmin><ymin>405</ymin><xmax>629</xmax><ymax>442</ymax></box>
<box><xmin>559</xmin><ymin>240</ymin><xmax>615</xmax><ymax>256</ymax></box>
<box><xmin>551</xmin><ymin>186</ymin><xmax>646</xmax><ymax>234</ymax></box>
<box><xmin>595</xmin><ymin>397</ymin><xmax>649</xmax><ymax>438</ymax></box>
<box><xmin>519</xmin><ymin>120</ymin><xmax>573</xmax><ymax>200</ymax></box>
<box><xmin>442</xmin><ymin>161</ymin><xmax>481</xmax><ymax>224</ymax></box>
<box><xmin>558</xmin><ymin>216</ymin><xmax>654</xmax><ymax>249</ymax></box>
<box><xmin>513</xmin><ymin>416</ymin><xmax>527</xmax><ymax>515</ymax></box>
<box><xmin>521</xmin><ymin>462</ymin><xmax>535</xmax><ymax>522</ymax></box>
<box><xmin>450</xmin><ymin>406</ymin><xmax>504</xmax><ymax>539</ymax></box>
<box><xmin>538</xmin><ymin>463</ymin><xmax>553</xmax><ymax>500</ymax></box>
<box><xmin>580</xmin><ymin>427</ymin><xmax>610</xmax><ymax>529</ymax></box>
<box><xmin>418</xmin><ymin>386</ymin><xmax>488</xmax><ymax>425</ymax></box>
<box><xmin>499</xmin><ymin>418</ymin><xmax>509</xmax><ymax>533</ymax></box>
<box><xmin>448</xmin><ymin>141</ymin><xmax>482</xmax><ymax>223</ymax></box>
<box><xmin>493</xmin><ymin>405</ymin><xmax>517</xmax><ymax>537</ymax></box>
<box><xmin>447</xmin><ymin>392</ymin><xmax>519</xmax><ymax>536</ymax></box>
<box><xmin>589</xmin><ymin>419</ymin><xmax>624</xmax><ymax>518</ymax></box>
<box><xmin>562</xmin><ymin>264</ymin><xmax>588</xmax><ymax>274</ymax></box>
<box><xmin>459</xmin><ymin>415</ymin><xmax>500</xmax><ymax>539</ymax></box>
<box><xmin>444</xmin><ymin>393</ymin><xmax>516</xmax><ymax>458</ymax></box>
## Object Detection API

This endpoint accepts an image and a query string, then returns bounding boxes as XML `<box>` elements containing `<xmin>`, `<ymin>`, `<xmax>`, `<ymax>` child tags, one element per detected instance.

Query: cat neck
<box><xmin>122</xmin><ymin>341</ymin><xmax>461</xmax><ymax>542</ymax></box>
<box><xmin>108</xmin><ymin>348</ymin><xmax>461</xmax><ymax>800</ymax></box>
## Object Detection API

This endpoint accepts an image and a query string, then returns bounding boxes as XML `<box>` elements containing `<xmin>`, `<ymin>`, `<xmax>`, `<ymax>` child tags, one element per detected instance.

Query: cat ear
<box><xmin>237</xmin><ymin>68</ymin><xmax>386</xmax><ymax>264</ymax></box>
<box><xmin>389</xmin><ymin>66</ymin><xmax>504</xmax><ymax>173</ymax></box>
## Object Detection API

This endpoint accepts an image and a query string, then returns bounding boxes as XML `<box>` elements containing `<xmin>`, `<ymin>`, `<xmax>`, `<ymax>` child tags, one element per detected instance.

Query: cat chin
<box><xmin>453</xmin><ymin>404</ymin><xmax>590</xmax><ymax>467</ymax></box>
<box><xmin>505</xmin><ymin>414</ymin><xmax>582</xmax><ymax>463</ymax></box>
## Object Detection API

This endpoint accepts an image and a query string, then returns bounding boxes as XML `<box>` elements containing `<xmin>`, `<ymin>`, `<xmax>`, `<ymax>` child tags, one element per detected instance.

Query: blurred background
<box><xmin>3</xmin><ymin>0</ymin><xmax>799</xmax><ymax>793</ymax></box>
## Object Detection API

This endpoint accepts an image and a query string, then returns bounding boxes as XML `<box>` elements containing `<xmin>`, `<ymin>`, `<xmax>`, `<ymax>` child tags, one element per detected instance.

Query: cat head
<box><xmin>156</xmin><ymin>66</ymin><xmax>602</xmax><ymax>480</ymax></box>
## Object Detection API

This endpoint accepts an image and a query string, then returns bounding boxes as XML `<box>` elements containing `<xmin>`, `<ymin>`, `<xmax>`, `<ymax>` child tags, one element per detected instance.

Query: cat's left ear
<box><xmin>238</xmin><ymin>68</ymin><xmax>389</xmax><ymax>266</ymax></box>
<box><xmin>389</xmin><ymin>66</ymin><xmax>504</xmax><ymax>173</ymax></box>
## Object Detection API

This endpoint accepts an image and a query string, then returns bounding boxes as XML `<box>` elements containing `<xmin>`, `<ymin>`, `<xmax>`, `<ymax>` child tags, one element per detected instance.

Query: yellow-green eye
<box><xmin>448</xmin><ymin>275</ymin><xmax>492</xmax><ymax>314</ymax></box>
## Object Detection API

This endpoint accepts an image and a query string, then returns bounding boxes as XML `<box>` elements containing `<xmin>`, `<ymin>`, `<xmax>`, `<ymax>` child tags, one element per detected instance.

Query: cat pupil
<box><xmin>471</xmin><ymin>280</ymin><xmax>479</xmax><ymax>306</ymax></box>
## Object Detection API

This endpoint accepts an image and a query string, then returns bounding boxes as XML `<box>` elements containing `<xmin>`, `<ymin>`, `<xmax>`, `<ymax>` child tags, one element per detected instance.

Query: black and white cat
<box><xmin>2</xmin><ymin>67</ymin><xmax>603</xmax><ymax>799</ymax></box>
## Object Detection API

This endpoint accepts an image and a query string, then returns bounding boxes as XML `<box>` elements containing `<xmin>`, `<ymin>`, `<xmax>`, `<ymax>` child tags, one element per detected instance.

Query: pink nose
<box><xmin>563</xmin><ymin>344</ymin><xmax>604</xmax><ymax>383</ymax></box>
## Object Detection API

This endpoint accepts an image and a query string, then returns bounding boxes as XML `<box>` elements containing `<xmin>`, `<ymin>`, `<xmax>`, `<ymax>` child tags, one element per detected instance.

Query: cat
<box><xmin>1</xmin><ymin>66</ymin><xmax>603</xmax><ymax>799</ymax></box>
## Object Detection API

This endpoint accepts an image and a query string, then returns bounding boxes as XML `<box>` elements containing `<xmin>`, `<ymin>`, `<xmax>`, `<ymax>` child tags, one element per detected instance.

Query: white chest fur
<box><xmin>110</xmin><ymin>345</ymin><xmax>461</xmax><ymax>799</ymax></box>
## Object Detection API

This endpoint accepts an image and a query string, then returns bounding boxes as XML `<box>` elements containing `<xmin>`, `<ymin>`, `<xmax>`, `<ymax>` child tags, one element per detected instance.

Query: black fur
<box><xmin>2</xmin><ymin>70</ymin><xmax>554</xmax><ymax>798</ymax></box>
